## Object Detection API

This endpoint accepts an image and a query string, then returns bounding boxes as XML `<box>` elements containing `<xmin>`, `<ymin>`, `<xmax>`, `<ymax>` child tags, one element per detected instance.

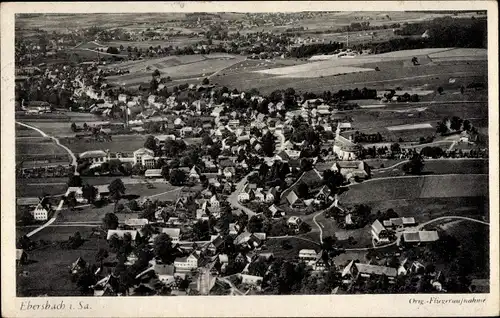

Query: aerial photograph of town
<box><xmin>14</xmin><ymin>10</ymin><xmax>489</xmax><ymax>297</ymax></box>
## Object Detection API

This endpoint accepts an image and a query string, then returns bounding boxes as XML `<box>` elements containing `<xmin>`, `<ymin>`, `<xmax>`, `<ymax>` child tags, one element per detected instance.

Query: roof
<box><xmin>286</xmin><ymin>190</ymin><xmax>299</xmax><ymax>206</ymax></box>
<box><xmin>107</xmin><ymin>230</ymin><xmax>138</xmax><ymax>240</ymax></box>
<box><xmin>95</xmin><ymin>184</ymin><xmax>110</xmax><ymax>194</ymax></box>
<box><xmin>16</xmin><ymin>197</ymin><xmax>40</xmax><ymax>206</ymax></box>
<box><xmin>153</xmin><ymin>264</ymin><xmax>175</xmax><ymax>276</ymax></box>
<box><xmin>334</xmin><ymin>135</ymin><xmax>357</xmax><ymax>152</ymax></box>
<box><xmin>371</xmin><ymin>220</ymin><xmax>386</xmax><ymax>235</ymax></box>
<box><xmin>162</xmin><ymin>228</ymin><xmax>181</xmax><ymax>238</ymax></box>
<box><xmin>80</xmin><ymin>150</ymin><xmax>107</xmax><ymax>158</ymax></box>
<box><xmin>355</xmin><ymin>263</ymin><xmax>397</xmax><ymax>277</ymax></box>
<box><xmin>125</xmin><ymin>218</ymin><xmax>149</xmax><ymax>227</ymax></box>
<box><xmin>299</xmin><ymin>249</ymin><xmax>317</xmax><ymax>255</ymax></box>
<box><xmin>341</xmin><ymin>260</ymin><xmax>355</xmax><ymax>277</ymax></box>
<box><xmin>334</xmin><ymin>161</ymin><xmax>365</xmax><ymax>169</ymax></box>
<box><xmin>16</xmin><ymin>249</ymin><xmax>26</xmax><ymax>260</ymax></box>
<box><xmin>403</xmin><ymin>231</ymin><xmax>439</xmax><ymax>243</ymax></box>
<box><xmin>145</xmin><ymin>169</ymin><xmax>162</xmax><ymax>177</ymax></box>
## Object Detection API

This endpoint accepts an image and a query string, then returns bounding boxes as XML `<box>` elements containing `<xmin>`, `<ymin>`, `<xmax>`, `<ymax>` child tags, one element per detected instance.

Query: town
<box><xmin>15</xmin><ymin>11</ymin><xmax>489</xmax><ymax>297</ymax></box>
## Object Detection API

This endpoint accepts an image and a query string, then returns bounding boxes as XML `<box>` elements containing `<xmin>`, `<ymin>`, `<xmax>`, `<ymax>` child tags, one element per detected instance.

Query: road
<box><xmin>227</xmin><ymin>171</ymin><xmax>257</xmax><ymax>217</ymax></box>
<box><xmin>312</xmin><ymin>210</ymin><xmax>326</xmax><ymax>244</ymax></box>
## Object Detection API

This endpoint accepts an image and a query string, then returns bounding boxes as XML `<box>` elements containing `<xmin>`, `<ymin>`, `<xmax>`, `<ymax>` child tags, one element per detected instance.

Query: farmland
<box><xmin>341</xmin><ymin>174</ymin><xmax>488</xmax><ymax>204</ymax></box>
<box><xmin>61</xmin><ymin>134</ymin><xmax>148</xmax><ymax>154</ymax></box>
<box><xmin>105</xmin><ymin>54</ymin><xmax>246</xmax><ymax>87</ymax></box>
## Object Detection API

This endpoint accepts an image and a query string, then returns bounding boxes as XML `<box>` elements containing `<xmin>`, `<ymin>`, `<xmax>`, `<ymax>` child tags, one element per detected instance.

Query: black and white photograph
<box><xmin>2</xmin><ymin>1</ymin><xmax>499</xmax><ymax>317</ymax></box>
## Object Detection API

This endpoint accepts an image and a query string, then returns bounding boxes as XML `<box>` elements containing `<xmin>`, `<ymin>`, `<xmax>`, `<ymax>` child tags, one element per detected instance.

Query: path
<box><xmin>17</xmin><ymin>121</ymin><xmax>79</xmax><ymax>238</ymax></box>
<box><xmin>417</xmin><ymin>215</ymin><xmax>489</xmax><ymax>228</ymax></box>
<box><xmin>348</xmin><ymin>172</ymin><xmax>487</xmax><ymax>187</ymax></box>
<box><xmin>312</xmin><ymin>210</ymin><xmax>326</xmax><ymax>244</ymax></box>
<box><xmin>16</xmin><ymin>121</ymin><xmax>78</xmax><ymax>172</ymax></box>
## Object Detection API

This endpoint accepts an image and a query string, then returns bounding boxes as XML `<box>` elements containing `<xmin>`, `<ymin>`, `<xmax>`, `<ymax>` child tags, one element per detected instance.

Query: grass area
<box><xmin>16</xmin><ymin>237</ymin><xmax>108</xmax><ymax>296</ymax></box>
<box><xmin>62</xmin><ymin>134</ymin><xmax>147</xmax><ymax>154</ymax></box>
<box><xmin>16</xmin><ymin>142</ymin><xmax>67</xmax><ymax>155</ymax></box>
<box><xmin>216</xmin><ymin>58</ymin><xmax>487</xmax><ymax>95</ymax></box>
<box><xmin>315</xmin><ymin>213</ymin><xmax>373</xmax><ymax>248</ymax></box>
<box><xmin>16</xmin><ymin>182</ymin><xmax>68</xmax><ymax>197</ymax></box>
<box><xmin>372</xmin><ymin>159</ymin><xmax>488</xmax><ymax>178</ymax></box>
<box><xmin>342</xmin><ymin>174</ymin><xmax>488</xmax><ymax>204</ymax></box>
<box><xmin>264</xmin><ymin>237</ymin><xmax>320</xmax><ymax>260</ymax></box>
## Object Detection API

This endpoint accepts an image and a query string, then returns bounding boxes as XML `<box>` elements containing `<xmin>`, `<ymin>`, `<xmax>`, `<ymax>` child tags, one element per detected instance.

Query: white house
<box><xmin>174</xmin><ymin>253</ymin><xmax>199</xmax><ymax>271</ymax></box>
<box><xmin>161</xmin><ymin>228</ymin><xmax>181</xmax><ymax>244</ymax></box>
<box><xmin>238</xmin><ymin>184</ymin><xmax>254</xmax><ymax>202</ymax></box>
<box><xmin>32</xmin><ymin>203</ymin><xmax>49</xmax><ymax>221</ymax></box>
<box><xmin>133</xmin><ymin>148</ymin><xmax>155</xmax><ymax>166</ymax></box>
<box><xmin>299</xmin><ymin>249</ymin><xmax>318</xmax><ymax>260</ymax></box>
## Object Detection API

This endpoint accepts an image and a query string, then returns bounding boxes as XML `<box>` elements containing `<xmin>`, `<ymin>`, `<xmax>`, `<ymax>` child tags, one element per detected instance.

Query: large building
<box><xmin>333</xmin><ymin>124</ymin><xmax>358</xmax><ymax>160</ymax></box>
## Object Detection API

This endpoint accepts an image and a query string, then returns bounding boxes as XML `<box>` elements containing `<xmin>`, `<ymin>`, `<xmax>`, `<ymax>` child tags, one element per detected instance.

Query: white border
<box><xmin>1</xmin><ymin>2</ymin><xmax>498</xmax><ymax>317</ymax></box>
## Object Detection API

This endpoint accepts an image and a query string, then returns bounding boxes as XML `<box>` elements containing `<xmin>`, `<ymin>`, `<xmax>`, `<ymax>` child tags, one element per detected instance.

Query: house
<box><xmin>67</xmin><ymin>187</ymin><xmax>86</xmax><ymax>203</ymax></box>
<box><xmin>315</xmin><ymin>185</ymin><xmax>332</xmax><ymax>204</ymax></box>
<box><xmin>70</xmin><ymin>257</ymin><xmax>87</xmax><ymax>275</ymax></box>
<box><xmin>133</xmin><ymin>147</ymin><xmax>155</xmax><ymax>166</ymax></box>
<box><xmin>95</xmin><ymin>184</ymin><xmax>111</xmax><ymax>201</ymax></box>
<box><xmin>209</xmin><ymin>195</ymin><xmax>220</xmax><ymax>208</ymax></box>
<box><xmin>32</xmin><ymin>203</ymin><xmax>49</xmax><ymax>221</ymax></box>
<box><xmin>124</xmin><ymin>218</ymin><xmax>149</xmax><ymax>229</ymax></box>
<box><xmin>161</xmin><ymin>227</ymin><xmax>181</xmax><ymax>244</ymax></box>
<box><xmin>223</xmin><ymin>167</ymin><xmax>236</xmax><ymax>179</ymax></box>
<box><xmin>400</xmin><ymin>231</ymin><xmax>439</xmax><ymax>246</ymax></box>
<box><xmin>333</xmin><ymin>125</ymin><xmax>358</xmax><ymax>160</ymax></box>
<box><xmin>80</xmin><ymin>150</ymin><xmax>109</xmax><ymax>164</ymax></box>
<box><xmin>311</xmin><ymin>251</ymin><xmax>327</xmax><ymax>271</ymax></box>
<box><xmin>275</xmin><ymin>150</ymin><xmax>290</xmax><ymax>162</ymax></box>
<box><xmin>254</xmin><ymin>188</ymin><xmax>266</xmax><ymax>202</ymax></box>
<box><xmin>174</xmin><ymin>253</ymin><xmax>199</xmax><ymax>271</ymax></box>
<box><xmin>16</xmin><ymin>249</ymin><xmax>28</xmax><ymax>265</ymax></box>
<box><xmin>238</xmin><ymin>183</ymin><xmax>254</xmax><ymax>202</ymax></box>
<box><xmin>145</xmin><ymin>169</ymin><xmax>162</xmax><ymax>178</ymax></box>
<box><xmin>153</xmin><ymin>264</ymin><xmax>176</xmax><ymax>285</ymax></box>
<box><xmin>299</xmin><ymin>249</ymin><xmax>318</xmax><ymax>261</ymax></box>
<box><xmin>106</xmin><ymin>230</ymin><xmax>138</xmax><ymax>243</ymax></box>
<box><xmin>287</xmin><ymin>216</ymin><xmax>303</xmax><ymax>229</ymax></box>
<box><xmin>180</xmin><ymin>126</ymin><xmax>193</xmax><ymax>138</ymax></box>
<box><xmin>189</xmin><ymin>166</ymin><xmax>201</xmax><ymax>181</ymax></box>
<box><xmin>383</xmin><ymin>217</ymin><xmax>416</xmax><ymax>229</ymax></box>
<box><xmin>286</xmin><ymin>190</ymin><xmax>303</xmax><ymax>208</ymax></box>
<box><xmin>268</xmin><ymin>204</ymin><xmax>285</xmax><ymax>218</ymax></box>
<box><xmin>206</xmin><ymin>235</ymin><xmax>225</xmax><ymax>254</ymax></box>
<box><xmin>331</xmin><ymin>161</ymin><xmax>370</xmax><ymax>181</ymax></box>
<box><xmin>141</xmin><ymin>154</ymin><xmax>157</xmax><ymax>169</ymax></box>
<box><xmin>174</xmin><ymin>117</ymin><xmax>185</xmax><ymax>128</ymax></box>
<box><xmin>342</xmin><ymin>260</ymin><xmax>397</xmax><ymax>284</ymax></box>
<box><xmin>240</xmin><ymin>274</ymin><xmax>263</xmax><ymax>290</ymax></box>
<box><xmin>266</xmin><ymin>187</ymin><xmax>278</xmax><ymax>203</ymax></box>
<box><xmin>371</xmin><ymin>220</ymin><xmax>392</xmax><ymax>244</ymax></box>
<box><xmin>228</xmin><ymin>223</ymin><xmax>240</xmax><ymax>235</ymax></box>
<box><xmin>16</xmin><ymin>197</ymin><xmax>40</xmax><ymax>209</ymax></box>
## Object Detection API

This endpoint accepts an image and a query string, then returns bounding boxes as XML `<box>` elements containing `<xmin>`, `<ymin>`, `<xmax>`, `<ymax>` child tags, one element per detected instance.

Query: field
<box><xmin>216</xmin><ymin>56</ymin><xmax>487</xmax><ymax>95</ymax></box>
<box><xmin>16</xmin><ymin>235</ymin><xmax>110</xmax><ymax>297</ymax></box>
<box><xmin>372</xmin><ymin>159</ymin><xmax>489</xmax><ymax>178</ymax></box>
<box><xmin>264</xmin><ymin>237</ymin><xmax>319</xmax><ymax>260</ymax></box>
<box><xmin>105</xmin><ymin>54</ymin><xmax>246</xmax><ymax>86</ymax></box>
<box><xmin>62</xmin><ymin>134</ymin><xmax>147</xmax><ymax>154</ymax></box>
<box><xmin>341</xmin><ymin>174</ymin><xmax>488</xmax><ymax>204</ymax></box>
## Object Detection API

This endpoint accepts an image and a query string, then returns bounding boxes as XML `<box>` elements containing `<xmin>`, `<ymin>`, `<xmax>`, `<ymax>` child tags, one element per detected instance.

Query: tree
<box><xmin>297</xmin><ymin>183</ymin><xmax>309</xmax><ymax>198</ymax></box>
<box><xmin>161</xmin><ymin>165</ymin><xmax>170</xmax><ymax>181</ymax></box>
<box><xmin>64</xmin><ymin>192</ymin><xmax>77</xmax><ymax>210</ymax></box>
<box><xmin>154</xmin><ymin>233</ymin><xmax>175</xmax><ymax>264</ymax></box>
<box><xmin>437</xmin><ymin>86</ymin><xmax>444</xmax><ymax>94</ymax></box>
<box><xmin>109</xmin><ymin>179</ymin><xmax>126</xmax><ymax>211</ymax></box>
<box><xmin>152</xmin><ymin>69</ymin><xmax>160</xmax><ymax>78</ymax></box>
<box><xmin>402</xmin><ymin>153</ymin><xmax>425</xmax><ymax>175</ymax></box>
<box><xmin>81</xmin><ymin>184</ymin><xmax>98</xmax><ymax>204</ymax></box>
<box><xmin>261</xmin><ymin>131</ymin><xmax>276</xmax><ymax>157</ymax></box>
<box><xmin>95</xmin><ymin>248</ymin><xmax>109</xmax><ymax>268</ymax></box>
<box><xmin>450</xmin><ymin>116</ymin><xmax>463</xmax><ymax>131</ymax></box>
<box><xmin>390</xmin><ymin>143</ymin><xmax>401</xmax><ymax>153</ymax></box>
<box><xmin>103</xmin><ymin>212</ymin><xmax>119</xmax><ymax>230</ymax></box>
<box><xmin>71</xmin><ymin>122</ymin><xmax>77</xmax><ymax>132</ymax></box>
<box><xmin>144</xmin><ymin>135</ymin><xmax>157</xmax><ymax>152</ymax></box>
<box><xmin>169</xmin><ymin>169</ymin><xmax>186</xmax><ymax>186</ymax></box>
<box><xmin>202</xmin><ymin>77</ymin><xmax>210</xmax><ymax>85</ymax></box>
<box><xmin>67</xmin><ymin>174</ymin><xmax>83</xmax><ymax>187</ymax></box>
<box><xmin>247</xmin><ymin>215</ymin><xmax>264</xmax><ymax>233</ymax></box>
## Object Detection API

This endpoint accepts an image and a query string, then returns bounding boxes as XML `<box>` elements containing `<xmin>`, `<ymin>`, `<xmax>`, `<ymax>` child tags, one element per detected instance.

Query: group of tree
<box><xmin>436</xmin><ymin>116</ymin><xmax>476</xmax><ymax>136</ymax></box>
<box><xmin>402</xmin><ymin>153</ymin><xmax>425</xmax><ymax>175</ymax></box>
